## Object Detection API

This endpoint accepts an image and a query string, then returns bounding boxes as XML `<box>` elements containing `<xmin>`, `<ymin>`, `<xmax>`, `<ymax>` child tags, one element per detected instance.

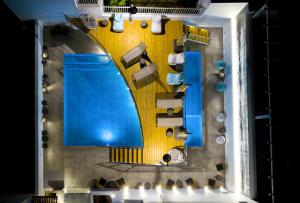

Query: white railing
<box><xmin>103</xmin><ymin>6</ymin><xmax>206</xmax><ymax>16</ymax></box>
<box><xmin>74</xmin><ymin>0</ymin><xmax>100</xmax><ymax>8</ymax></box>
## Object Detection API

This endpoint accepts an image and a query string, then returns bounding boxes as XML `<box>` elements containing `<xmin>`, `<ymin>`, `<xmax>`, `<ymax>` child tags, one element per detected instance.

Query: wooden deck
<box><xmin>89</xmin><ymin>20</ymin><xmax>184</xmax><ymax>164</ymax></box>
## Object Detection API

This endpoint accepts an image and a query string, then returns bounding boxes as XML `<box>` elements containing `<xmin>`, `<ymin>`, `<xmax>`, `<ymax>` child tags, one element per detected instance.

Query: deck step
<box><xmin>110</xmin><ymin>148</ymin><xmax>143</xmax><ymax>164</ymax></box>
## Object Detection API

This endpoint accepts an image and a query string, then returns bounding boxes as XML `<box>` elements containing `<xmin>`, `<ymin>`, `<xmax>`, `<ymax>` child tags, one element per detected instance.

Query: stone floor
<box><xmin>42</xmin><ymin>26</ymin><xmax>224</xmax><ymax>193</ymax></box>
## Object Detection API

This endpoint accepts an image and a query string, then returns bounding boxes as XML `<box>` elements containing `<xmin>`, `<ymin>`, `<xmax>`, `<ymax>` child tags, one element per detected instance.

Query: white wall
<box><xmin>34</xmin><ymin>20</ymin><xmax>44</xmax><ymax>195</ymax></box>
<box><xmin>204</xmin><ymin>3</ymin><xmax>248</xmax><ymax>18</ymax></box>
<box><xmin>90</xmin><ymin>188</ymin><xmax>257</xmax><ymax>203</ymax></box>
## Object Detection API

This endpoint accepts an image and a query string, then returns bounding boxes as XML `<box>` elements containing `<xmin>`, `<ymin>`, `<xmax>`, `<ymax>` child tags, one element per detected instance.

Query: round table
<box><xmin>216</xmin><ymin>135</ymin><xmax>226</xmax><ymax>145</ymax></box>
<box><xmin>166</xmin><ymin>128</ymin><xmax>173</xmax><ymax>137</ymax></box>
<box><xmin>100</xmin><ymin>19</ymin><xmax>108</xmax><ymax>27</ymax></box>
<box><xmin>168</xmin><ymin>148</ymin><xmax>185</xmax><ymax>164</ymax></box>
<box><xmin>140</xmin><ymin>20</ymin><xmax>148</xmax><ymax>28</ymax></box>
<box><xmin>216</xmin><ymin>113</ymin><xmax>226</xmax><ymax>122</ymax></box>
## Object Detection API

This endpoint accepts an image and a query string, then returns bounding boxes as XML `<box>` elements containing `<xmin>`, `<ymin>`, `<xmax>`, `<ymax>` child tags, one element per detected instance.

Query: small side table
<box><xmin>99</xmin><ymin>19</ymin><xmax>108</xmax><ymax>27</ymax></box>
<box><xmin>167</xmin><ymin>108</ymin><xmax>174</xmax><ymax>116</ymax></box>
<box><xmin>216</xmin><ymin>135</ymin><xmax>226</xmax><ymax>145</ymax></box>
<box><xmin>166</xmin><ymin>128</ymin><xmax>173</xmax><ymax>137</ymax></box>
<box><xmin>216</xmin><ymin>112</ymin><xmax>226</xmax><ymax>122</ymax></box>
<box><xmin>140</xmin><ymin>58</ymin><xmax>147</xmax><ymax>68</ymax></box>
<box><xmin>140</xmin><ymin>20</ymin><xmax>148</xmax><ymax>28</ymax></box>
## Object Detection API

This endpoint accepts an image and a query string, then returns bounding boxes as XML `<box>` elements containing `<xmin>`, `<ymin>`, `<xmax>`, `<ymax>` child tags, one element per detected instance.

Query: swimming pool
<box><xmin>183</xmin><ymin>51</ymin><xmax>203</xmax><ymax>147</ymax></box>
<box><xmin>64</xmin><ymin>54</ymin><xmax>143</xmax><ymax>147</ymax></box>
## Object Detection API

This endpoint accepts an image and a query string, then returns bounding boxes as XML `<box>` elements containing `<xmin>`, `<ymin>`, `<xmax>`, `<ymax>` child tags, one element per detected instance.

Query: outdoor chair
<box><xmin>116</xmin><ymin>178</ymin><xmax>126</xmax><ymax>188</ymax></box>
<box><xmin>121</xmin><ymin>42</ymin><xmax>147</xmax><ymax>68</ymax></box>
<box><xmin>215</xmin><ymin>175</ymin><xmax>225</xmax><ymax>182</ymax></box>
<box><xmin>208</xmin><ymin>179</ymin><xmax>216</xmax><ymax>188</ymax></box>
<box><xmin>80</xmin><ymin>14</ymin><xmax>98</xmax><ymax>30</ymax></box>
<box><xmin>176</xmin><ymin>180</ymin><xmax>184</xmax><ymax>188</ymax></box>
<box><xmin>215</xmin><ymin>60</ymin><xmax>226</xmax><ymax>70</ymax></box>
<box><xmin>156</xmin><ymin>98</ymin><xmax>183</xmax><ymax>109</ymax></box>
<box><xmin>167</xmin><ymin>72</ymin><xmax>184</xmax><ymax>85</ymax></box>
<box><xmin>215</xmin><ymin>81</ymin><xmax>226</xmax><ymax>92</ymax></box>
<box><xmin>216</xmin><ymin>163</ymin><xmax>225</xmax><ymax>171</ymax></box>
<box><xmin>185</xmin><ymin>178</ymin><xmax>195</xmax><ymax>187</ymax></box>
<box><xmin>168</xmin><ymin>53</ymin><xmax>184</xmax><ymax>65</ymax></box>
<box><xmin>151</xmin><ymin>15</ymin><xmax>162</xmax><ymax>34</ymax></box>
<box><xmin>96</xmin><ymin>177</ymin><xmax>107</xmax><ymax>189</ymax></box>
<box><xmin>112</xmin><ymin>13</ymin><xmax>124</xmax><ymax>33</ymax></box>
<box><xmin>132</xmin><ymin>63</ymin><xmax>157</xmax><ymax>82</ymax></box>
<box><xmin>157</xmin><ymin>116</ymin><xmax>183</xmax><ymax>127</ymax></box>
<box><xmin>166</xmin><ymin>179</ymin><xmax>175</xmax><ymax>189</ymax></box>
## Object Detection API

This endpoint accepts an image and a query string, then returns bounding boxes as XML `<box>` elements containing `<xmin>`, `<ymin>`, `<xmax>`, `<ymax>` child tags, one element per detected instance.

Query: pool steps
<box><xmin>110</xmin><ymin>148</ymin><xmax>143</xmax><ymax>164</ymax></box>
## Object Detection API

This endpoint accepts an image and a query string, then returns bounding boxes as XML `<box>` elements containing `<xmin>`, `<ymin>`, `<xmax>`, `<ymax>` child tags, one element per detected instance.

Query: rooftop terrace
<box><xmin>43</xmin><ymin>20</ymin><xmax>225</xmax><ymax>193</ymax></box>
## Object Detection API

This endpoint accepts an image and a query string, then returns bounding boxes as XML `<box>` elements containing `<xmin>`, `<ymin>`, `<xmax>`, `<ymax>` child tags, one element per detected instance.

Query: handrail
<box><xmin>103</xmin><ymin>6</ymin><xmax>206</xmax><ymax>16</ymax></box>
<box><xmin>185</xmin><ymin>33</ymin><xmax>209</xmax><ymax>45</ymax></box>
<box><xmin>32</xmin><ymin>196</ymin><xmax>57</xmax><ymax>203</ymax></box>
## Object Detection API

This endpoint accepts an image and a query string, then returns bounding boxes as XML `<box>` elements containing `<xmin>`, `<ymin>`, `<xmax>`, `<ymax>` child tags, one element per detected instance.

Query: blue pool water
<box><xmin>183</xmin><ymin>51</ymin><xmax>203</xmax><ymax>147</ymax></box>
<box><xmin>64</xmin><ymin>54</ymin><xmax>143</xmax><ymax>147</ymax></box>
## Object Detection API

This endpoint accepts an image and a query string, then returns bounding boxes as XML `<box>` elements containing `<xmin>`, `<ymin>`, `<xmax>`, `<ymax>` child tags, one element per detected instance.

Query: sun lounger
<box><xmin>151</xmin><ymin>15</ymin><xmax>162</xmax><ymax>34</ymax></box>
<box><xmin>132</xmin><ymin>63</ymin><xmax>157</xmax><ymax>82</ymax></box>
<box><xmin>156</xmin><ymin>98</ymin><xmax>182</xmax><ymax>109</ymax></box>
<box><xmin>167</xmin><ymin>72</ymin><xmax>184</xmax><ymax>85</ymax></box>
<box><xmin>168</xmin><ymin>53</ymin><xmax>184</xmax><ymax>65</ymax></box>
<box><xmin>112</xmin><ymin>13</ymin><xmax>124</xmax><ymax>33</ymax></box>
<box><xmin>157</xmin><ymin>116</ymin><xmax>183</xmax><ymax>127</ymax></box>
<box><xmin>121</xmin><ymin>42</ymin><xmax>147</xmax><ymax>68</ymax></box>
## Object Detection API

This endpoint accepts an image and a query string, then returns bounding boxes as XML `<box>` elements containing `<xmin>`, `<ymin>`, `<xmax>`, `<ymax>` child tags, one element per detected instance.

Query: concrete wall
<box><xmin>35</xmin><ymin>20</ymin><xmax>44</xmax><ymax>195</ymax></box>
<box><xmin>89</xmin><ymin>188</ymin><xmax>257</xmax><ymax>203</ymax></box>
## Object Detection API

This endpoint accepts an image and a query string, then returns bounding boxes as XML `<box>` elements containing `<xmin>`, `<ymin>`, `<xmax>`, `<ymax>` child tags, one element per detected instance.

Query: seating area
<box><xmin>214</xmin><ymin>60</ymin><xmax>226</xmax><ymax>92</ymax></box>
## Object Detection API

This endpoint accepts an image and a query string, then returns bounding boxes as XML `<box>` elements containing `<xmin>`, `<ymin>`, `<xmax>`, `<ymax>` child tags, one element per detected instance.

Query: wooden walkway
<box><xmin>89</xmin><ymin>20</ymin><xmax>184</xmax><ymax>164</ymax></box>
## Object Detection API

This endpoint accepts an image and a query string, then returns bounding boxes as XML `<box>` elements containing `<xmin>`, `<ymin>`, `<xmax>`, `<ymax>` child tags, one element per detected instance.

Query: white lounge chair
<box><xmin>112</xmin><ymin>13</ymin><xmax>124</xmax><ymax>33</ymax></box>
<box><xmin>151</xmin><ymin>15</ymin><xmax>162</xmax><ymax>34</ymax></box>
<box><xmin>80</xmin><ymin>14</ymin><xmax>98</xmax><ymax>30</ymax></box>
<box><xmin>167</xmin><ymin>72</ymin><xmax>184</xmax><ymax>85</ymax></box>
<box><xmin>168</xmin><ymin>53</ymin><xmax>184</xmax><ymax>65</ymax></box>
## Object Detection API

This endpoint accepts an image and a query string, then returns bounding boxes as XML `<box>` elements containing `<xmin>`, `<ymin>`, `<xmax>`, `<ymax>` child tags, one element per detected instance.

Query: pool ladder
<box><xmin>110</xmin><ymin>148</ymin><xmax>143</xmax><ymax>164</ymax></box>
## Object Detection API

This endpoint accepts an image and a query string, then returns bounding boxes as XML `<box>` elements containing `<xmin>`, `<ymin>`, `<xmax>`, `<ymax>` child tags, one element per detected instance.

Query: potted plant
<box><xmin>109</xmin><ymin>0</ymin><xmax>128</xmax><ymax>6</ymax></box>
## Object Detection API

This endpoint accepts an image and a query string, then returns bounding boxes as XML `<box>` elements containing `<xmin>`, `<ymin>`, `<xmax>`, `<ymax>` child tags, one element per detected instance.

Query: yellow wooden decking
<box><xmin>88</xmin><ymin>20</ymin><xmax>184</xmax><ymax>164</ymax></box>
